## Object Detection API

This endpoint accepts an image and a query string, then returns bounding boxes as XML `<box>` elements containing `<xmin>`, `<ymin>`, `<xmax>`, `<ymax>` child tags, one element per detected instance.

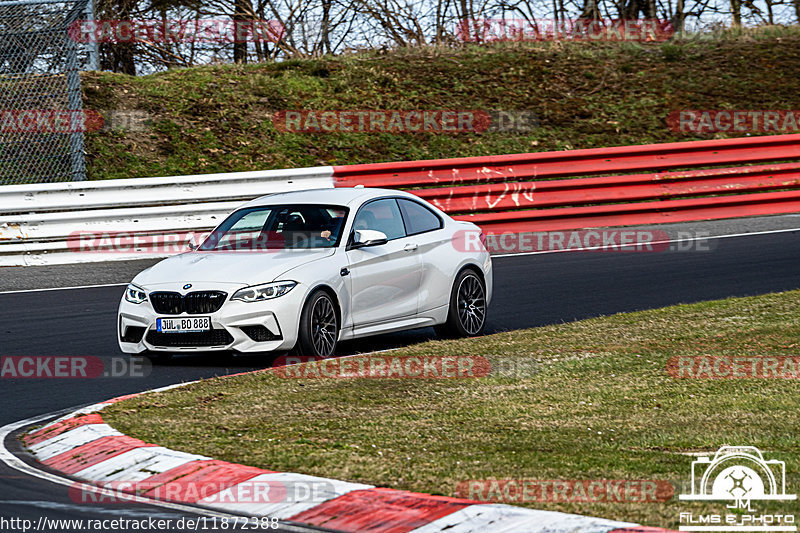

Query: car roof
<box><xmin>240</xmin><ymin>187</ymin><xmax>417</xmax><ymax>209</ymax></box>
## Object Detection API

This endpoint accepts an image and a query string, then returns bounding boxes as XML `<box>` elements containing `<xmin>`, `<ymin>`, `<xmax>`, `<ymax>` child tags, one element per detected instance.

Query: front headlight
<box><xmin>231</xmin><ymin>281</ymin><xmax>297</xmax><ymax>303</ymax></box>
<box><xmin>124</xmin><ymin>284</ymin><xmax>147</xmax><ymax>304</ymax></box>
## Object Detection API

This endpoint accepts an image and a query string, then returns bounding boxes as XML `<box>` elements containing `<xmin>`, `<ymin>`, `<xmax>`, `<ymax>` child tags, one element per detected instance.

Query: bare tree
<box><xmin>88</xmin><ymin>0</ymin><xmax>800</xmax><ymax>74</ymax></box>
<box><xmin>97</xmin><ymin>0</ymin><xmax>139</xmax><ymax>74</ymax></box>
<box><xmin>233</xmin><ymin>0</ymin><xmax>253</xmax><ymax>62</ymax></box>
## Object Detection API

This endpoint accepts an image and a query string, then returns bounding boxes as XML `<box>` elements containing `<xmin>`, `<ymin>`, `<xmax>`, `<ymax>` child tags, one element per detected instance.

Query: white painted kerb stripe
<box><xmin>16</xmin><ymin>367</ymin><xmax>654</xmax><ymax>532</ymax></box>
<box><xmin>197</xmin><ymin>472</ymin><xmax>374</xmax><ymax>518</ymax></box>
<box><xmin>73</xmin><ymin>446</ymin><xmax>209</xmax><ymax>483</ymax></box>
<box><xmin>29</xmin><ymin>424</ymin><xmax>122</xmax><ymax>460</ymax></box>
<box><xmin>409</xmin><ymin>503</ymin><xmax>637</xmax><ymax>533</ymax></box>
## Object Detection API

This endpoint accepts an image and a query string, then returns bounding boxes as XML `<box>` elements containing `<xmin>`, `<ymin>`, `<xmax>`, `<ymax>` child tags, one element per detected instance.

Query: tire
<box><xmin>436</xmin><ymin>269</ymin><xmax>487</xmax><ymax>338</ymax></box>
<box><xmin>297</xmin><ymin>290</ymin><xmax>339</xmax><ymax>357</ymax></box>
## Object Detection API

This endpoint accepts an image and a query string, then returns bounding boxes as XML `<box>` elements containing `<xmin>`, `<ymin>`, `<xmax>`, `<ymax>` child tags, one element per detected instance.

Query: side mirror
<box><xmin>187</xmin><ymin>234</ymin><xmax>198</xmax><ymax>251</ymax></box>
<box><xmin>352</xmin><ymin>229</ymin><xmax>388</xmax><ymax>248</ymax></box>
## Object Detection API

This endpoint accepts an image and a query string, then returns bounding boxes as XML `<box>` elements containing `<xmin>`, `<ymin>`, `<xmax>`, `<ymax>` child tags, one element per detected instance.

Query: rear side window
<box><xmin>398</xmin><ymin>199</ymin><xmax>442</xmax><ymax>235</ymax></box>
<box><xmin>354</xmin><ymin>199</ymin><xmax>406</xmax><ymax>240</ymax></box>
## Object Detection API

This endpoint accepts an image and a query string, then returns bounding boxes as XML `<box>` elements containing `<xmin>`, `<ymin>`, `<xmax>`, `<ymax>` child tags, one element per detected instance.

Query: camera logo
<box><xmin>680</xmin><ymin>446</ymin><xmax>794</xmax><ymax>504</ymax></box>
<box><xmin>678</xmin><ymin>446</ymin><xmax>795</xmax><ymax>532</ymax></box>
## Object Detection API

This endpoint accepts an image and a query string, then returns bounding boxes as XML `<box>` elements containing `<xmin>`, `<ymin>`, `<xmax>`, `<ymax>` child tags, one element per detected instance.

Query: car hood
<box><xmin>132</xmin><ymin>249</ymin><xmax>335</xmax><ymax>288</ymax></box>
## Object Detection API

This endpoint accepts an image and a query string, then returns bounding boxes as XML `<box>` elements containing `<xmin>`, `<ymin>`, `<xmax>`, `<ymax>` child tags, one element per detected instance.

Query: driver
<box><xmin>320</xmin><ymin>208</ymin><xmax>346</xmax><ymax>241</ymax></box>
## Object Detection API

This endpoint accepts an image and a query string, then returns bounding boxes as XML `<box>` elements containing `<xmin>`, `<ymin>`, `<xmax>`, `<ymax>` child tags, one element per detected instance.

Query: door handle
<box><xmin>404</xmin><ymin>243</ymin><xmax>418</xmax><ymax>252</ymax></box>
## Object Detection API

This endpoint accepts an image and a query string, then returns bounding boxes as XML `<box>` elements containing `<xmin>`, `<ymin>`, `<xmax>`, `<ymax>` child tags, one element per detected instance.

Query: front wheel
<box><xmin>297</xmin><ymin>290</ymin><xmax>339</xmax><ymax>357</ymax></box>
<box><xmin>436</xmin><ymin>269</ymin><xmax>487</xmax><ymax>338</ymax></box>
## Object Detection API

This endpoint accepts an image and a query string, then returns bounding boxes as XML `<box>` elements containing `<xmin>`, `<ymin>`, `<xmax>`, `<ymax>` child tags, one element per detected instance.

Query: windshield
<box><xmin>199</xmin><ymin>204</ymin><xmax>349</xmax><ymax>251</ymax></box>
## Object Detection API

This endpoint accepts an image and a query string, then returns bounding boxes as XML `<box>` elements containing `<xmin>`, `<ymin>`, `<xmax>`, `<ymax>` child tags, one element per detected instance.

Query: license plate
<box><xmin>156</xmin><ymin>316</ymin><xmax>211</xmax><ymax>333</ymax></box>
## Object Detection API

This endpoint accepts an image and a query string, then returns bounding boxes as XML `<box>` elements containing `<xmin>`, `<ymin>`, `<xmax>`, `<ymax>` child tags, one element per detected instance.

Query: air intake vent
<box><xmin>240</xmin><ymin>325</ymin><xmax>282</xmax><ymax>342</ymax></box>
<box><xmin>120</xmin><ymin>326</ymin><xmax>146</xmax><ymax>343</ymax></box>
<box><xmin>145</xmin><ymin>329</ymin><xmax>234</xmax><ymax>347</ymax></box>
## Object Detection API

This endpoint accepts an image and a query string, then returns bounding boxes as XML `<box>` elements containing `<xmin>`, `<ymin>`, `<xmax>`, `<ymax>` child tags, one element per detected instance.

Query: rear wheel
<box><xmin>297</xmin><ymin>290</ymin><xmax>339</xmax><ymax>357</ymax></box>
<box><xmin>436</xmin><ymin>269</ymin><xmax>487</xmax><ymax>338</ymax></box>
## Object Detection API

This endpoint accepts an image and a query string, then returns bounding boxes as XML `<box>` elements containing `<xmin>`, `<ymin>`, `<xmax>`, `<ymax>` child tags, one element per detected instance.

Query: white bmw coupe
<box><xmin>118</xmin><ymin>187</ymin><xmax>492</xmax><ymax>360</ymax></box>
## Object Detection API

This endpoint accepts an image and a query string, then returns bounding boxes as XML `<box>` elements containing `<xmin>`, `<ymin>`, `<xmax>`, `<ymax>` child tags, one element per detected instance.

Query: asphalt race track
<box><xmin>1</xmin><ymin>229</ymin><xmax>800</xmax><ymax>531</ymax></box>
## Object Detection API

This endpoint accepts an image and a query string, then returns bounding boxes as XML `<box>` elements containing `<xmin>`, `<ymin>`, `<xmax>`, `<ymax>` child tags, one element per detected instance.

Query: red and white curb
<box><xmin>21</xmin><ymin>385</ymin><xmax>675</xmax><ymax>533</ymax></box>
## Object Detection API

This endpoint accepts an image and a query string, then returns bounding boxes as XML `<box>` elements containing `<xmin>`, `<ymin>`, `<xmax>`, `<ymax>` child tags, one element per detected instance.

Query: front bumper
<box><xmin>118</xmin><ymin>285</ymin><xmax>305</xmax><ymax>354</ymax></box>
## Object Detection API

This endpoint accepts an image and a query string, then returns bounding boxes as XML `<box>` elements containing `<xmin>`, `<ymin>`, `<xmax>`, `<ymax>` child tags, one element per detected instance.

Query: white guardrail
<box><xmin>0</xmin><ymin>166</ymin><xmax>335</xmax><ymax>267</ymax></box>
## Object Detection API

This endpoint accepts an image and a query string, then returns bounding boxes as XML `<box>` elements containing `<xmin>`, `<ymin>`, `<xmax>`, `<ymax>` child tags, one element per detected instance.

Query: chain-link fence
<box><xmin>0</xmin><ymin>0</ymin><xmax>93</xmax><ymax>184</ymax></box>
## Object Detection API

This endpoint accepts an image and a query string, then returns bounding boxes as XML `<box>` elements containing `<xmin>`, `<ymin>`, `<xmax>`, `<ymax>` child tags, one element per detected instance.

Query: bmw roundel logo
<box><xmin>183</xmin><ymin>283</ymin><xmax>192</xmax><ymax>290</ymax></box>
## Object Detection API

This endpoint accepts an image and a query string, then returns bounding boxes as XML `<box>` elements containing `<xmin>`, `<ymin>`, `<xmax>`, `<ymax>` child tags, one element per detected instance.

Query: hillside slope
<box><xmin>83</xmin><ymin>31</ymin><xmax>800</xmax><ymax>180</ymax></box>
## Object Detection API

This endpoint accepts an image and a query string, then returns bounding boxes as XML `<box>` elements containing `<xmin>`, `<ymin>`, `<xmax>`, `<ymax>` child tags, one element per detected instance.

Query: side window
<box><xmin>353</xmin><ymin>199</ymin><xmax>406</xmax><ymax>241</ymax></box>
<box><xmin>398</xmin><ymin>199</ymin><xmax>442</xmax><ymax>235</ymax></box>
